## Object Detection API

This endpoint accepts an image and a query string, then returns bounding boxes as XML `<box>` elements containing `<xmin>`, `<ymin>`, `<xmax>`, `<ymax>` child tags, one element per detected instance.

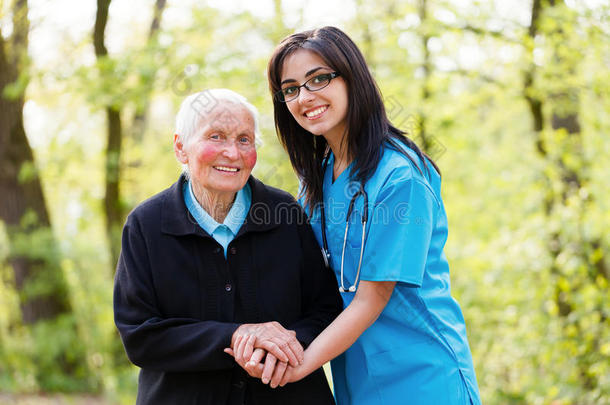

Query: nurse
<box><xmin>249</xmin><ymin>26</ymin><xmax>482</xmax><ymax>404</ymax></box>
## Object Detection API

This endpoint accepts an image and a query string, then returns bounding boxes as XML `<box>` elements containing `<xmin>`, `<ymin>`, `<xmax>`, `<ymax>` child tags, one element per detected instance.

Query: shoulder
<box><xmin>371</xmin><ymin>144</ymin><xmax>420</xmax><ymax>185</ymax></box>
<box><xmin>249</xmin><ymin>176</ymin><xmax>308</xmax><ymax>224</ymax></box>
<box><xmin>378</xmin><ymin>142</ymin><xmax>425</xmax><ymax>179</ymax></box>
<box><xmin>254</xmin><ymin>179</ymin><xmax>297</xmax><ymax>205</ymax></box>
<box><xmin>125</xmin><ymin>180</ymin><xmax>178</xmax><ymax>229</ymax></box>
<box><xmin>371</xmin><ymin>143</ymin><xmax>441</xmax><ymax>206</ymax></box>
<box><xmin>249</xmin><ymin>176</ymin><xmax>301</xmax><ymax>209</ymax></box>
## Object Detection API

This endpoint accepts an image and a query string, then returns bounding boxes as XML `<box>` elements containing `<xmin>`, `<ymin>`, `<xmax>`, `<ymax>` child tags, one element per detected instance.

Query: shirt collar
<box><xmin>161</xmin><ymin>174</ymin><xmax>279</xmax><ymax>237</ymax></box>
<box><xmin>185</xmin><ymin>179</ymin><xmax>251</xmax><ymax>236</ymax></box>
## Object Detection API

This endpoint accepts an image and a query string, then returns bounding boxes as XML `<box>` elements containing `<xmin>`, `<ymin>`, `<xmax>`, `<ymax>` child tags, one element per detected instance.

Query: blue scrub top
<box><xmin>301</xmin><ymin>144</ymin><xmax>481</xmax><ymax>405</ymax></box>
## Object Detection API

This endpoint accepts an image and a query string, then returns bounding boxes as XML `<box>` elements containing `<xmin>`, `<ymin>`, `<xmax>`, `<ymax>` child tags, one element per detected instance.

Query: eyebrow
<box><xmin>208</xmin><ymin>126</ymin><xmax>254</xmax><ymax>134</ymax></box>
<box><xmin>280</xmin><ymin>67</ymin><xmax>327</xmax><ymax>85</ymax></box>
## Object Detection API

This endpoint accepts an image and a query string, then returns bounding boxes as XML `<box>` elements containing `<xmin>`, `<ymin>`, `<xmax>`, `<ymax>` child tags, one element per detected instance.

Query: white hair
<box><xmin>175</xmin><ymin>89</ymin><xmax>261</xmax><ymax>149</ymax></box>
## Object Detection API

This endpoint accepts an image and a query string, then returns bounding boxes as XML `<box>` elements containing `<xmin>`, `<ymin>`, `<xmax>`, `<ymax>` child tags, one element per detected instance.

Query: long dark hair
<box><xmin>267</xmin><ymin>26</ymin><xmax>439</xmax><ymax>209</ymax></box>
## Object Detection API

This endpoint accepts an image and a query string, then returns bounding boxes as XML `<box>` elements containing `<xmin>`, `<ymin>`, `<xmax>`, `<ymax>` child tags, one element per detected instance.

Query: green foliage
<box><xmin>0</xmin><ymin>1</ymin><xmax>609</xmax><ymax>404</ymax></box>
<box><xmin>2</xmin><ymin>69</ymin><xmax>30</xmax><ymax>100</ymax></box>
<box><xmin>0</xmin><ymin>270</ymin><xmax>93</xmax><ymax>393</ymax></box>
<box><xmin>30</xmin><ymin>315</ymin><xmax>91</xmax><ymax>392</ymax></box>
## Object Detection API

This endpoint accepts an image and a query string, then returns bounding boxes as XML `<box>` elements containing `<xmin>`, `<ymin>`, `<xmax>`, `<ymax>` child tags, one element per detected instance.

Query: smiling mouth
<box><xmin>214</xmin><ymin>166</ymin><xmax>239</xmax><ymax>173</ymax></box>
<box><xmin>304</xmin><ymin>105</ymin><xmax>328</xmax><ymax>119</ymax></box>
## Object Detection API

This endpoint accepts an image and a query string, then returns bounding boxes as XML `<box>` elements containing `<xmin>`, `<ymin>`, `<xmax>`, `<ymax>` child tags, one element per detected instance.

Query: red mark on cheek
<box><xmin>243</xmin><ymin>149</ymin><xmax>257</xmax><ymax>170</ymax></box>
<box><xmin>198</xmin><ymin>145</ymin><xmax>221</xmax><ymax>163</ymax></box>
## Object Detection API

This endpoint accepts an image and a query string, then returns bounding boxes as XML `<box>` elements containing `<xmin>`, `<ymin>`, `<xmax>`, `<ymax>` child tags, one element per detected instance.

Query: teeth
<box><xmin>215</xmin><ymin>166</ymin><xmax>239</xmax><ymax>172</ymax></box>
<box><xmin>306</xmin><ymin>106</ymin><xmax>327</xmax><ymax>118</ymax></box>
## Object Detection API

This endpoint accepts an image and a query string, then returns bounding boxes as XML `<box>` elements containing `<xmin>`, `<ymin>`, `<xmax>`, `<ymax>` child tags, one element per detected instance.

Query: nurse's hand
<box><xmin>277</xmin><ymin>363</ymin><xmax>307</xmax><ymax>387</ymax></box>
<box><xmin>231</xmin><ymin>322</ymin><xmax>304</xmax><ymax>367</ymax></box>
<box><xmin>251</xmin><ymin>351</ymin><xmax>289</xmax><ymax>387</ymax></box>
<box><xmin>224</xmin><ymin>346</ymin><xmax>265</xmax><ymax>378</ymax></box>
<box><xmin>224</xmin><ymin>346</ymin><xmax>289</xmax><ymax>386</ymax></box>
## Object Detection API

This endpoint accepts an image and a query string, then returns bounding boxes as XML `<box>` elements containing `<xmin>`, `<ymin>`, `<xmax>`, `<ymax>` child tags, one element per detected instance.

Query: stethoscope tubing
<box><xmin>320</xmin><ymin>152</ymin><xmax>368</xmax><ymax>293</ymax></box>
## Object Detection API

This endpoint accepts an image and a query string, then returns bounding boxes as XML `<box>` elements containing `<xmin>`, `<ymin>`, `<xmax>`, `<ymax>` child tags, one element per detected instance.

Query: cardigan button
<box><xmin>230</xmin><ymin>247</ymin><xmax>237</xmax><ymax>255</ymax></box>
<box><xmin>225</xmin><ymin>283</ymin><xmax>232</xmax><ymax>292</ymax></box>
<box><xmin>214</xmin><ymin>247</ymin><xmax>221</xmax><ymax>254</ymax></box>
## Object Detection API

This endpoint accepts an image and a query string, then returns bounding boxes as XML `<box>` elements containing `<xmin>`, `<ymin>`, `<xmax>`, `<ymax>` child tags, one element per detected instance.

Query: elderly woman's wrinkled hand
<box><xmin>230</xmin><ymin>321</ymin><xmax>304</xmax><ymax>367</ymax></box>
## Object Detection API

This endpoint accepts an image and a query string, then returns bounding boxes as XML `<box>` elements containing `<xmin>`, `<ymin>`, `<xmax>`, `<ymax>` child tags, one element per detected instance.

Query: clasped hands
<box><xmin>224</xmin><ymin>321</ymin><xmax>306</xmax><ymax>388</ymax></box>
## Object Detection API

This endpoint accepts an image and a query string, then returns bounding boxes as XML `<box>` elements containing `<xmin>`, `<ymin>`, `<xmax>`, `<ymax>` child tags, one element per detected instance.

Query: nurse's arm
<box><xmin>274</xmin><ymin>280</ymin><xmax>395</xmax><ymax>388</ymax></box>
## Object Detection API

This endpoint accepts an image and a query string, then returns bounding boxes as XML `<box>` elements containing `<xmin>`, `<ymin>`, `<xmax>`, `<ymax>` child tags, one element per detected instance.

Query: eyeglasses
<box><xmin>275</xmin><ymin>72</ymin><xmax>341</xmax><ymax>102</ymax></box>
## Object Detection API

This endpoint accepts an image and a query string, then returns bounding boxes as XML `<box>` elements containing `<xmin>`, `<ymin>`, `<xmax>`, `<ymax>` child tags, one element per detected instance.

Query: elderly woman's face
<box><xmin>176</xmin><ymin>102</ymin><xmax>257</xmax><ymax>196</ymax></box>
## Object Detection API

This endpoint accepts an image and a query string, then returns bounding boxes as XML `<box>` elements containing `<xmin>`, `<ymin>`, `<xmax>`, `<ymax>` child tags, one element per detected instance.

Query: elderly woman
<box><xmin>113</xmin><ymin>89</ymin><xmax>342</xmax><ymax>405</ymax></box>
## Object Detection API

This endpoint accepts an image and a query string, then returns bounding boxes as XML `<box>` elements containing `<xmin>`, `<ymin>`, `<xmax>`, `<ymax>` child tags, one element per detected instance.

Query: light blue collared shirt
<box><xmin>183</xmin><ymin>179</ymin><xmax>251</xmax><ymax>257</ymax></box>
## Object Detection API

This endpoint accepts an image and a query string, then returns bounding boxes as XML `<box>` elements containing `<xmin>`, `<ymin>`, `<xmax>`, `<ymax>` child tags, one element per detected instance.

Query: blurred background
<box><xmin>0</xmin><ymin>0</ymin><xmax>608</xmax><ymax>403</ymax></box>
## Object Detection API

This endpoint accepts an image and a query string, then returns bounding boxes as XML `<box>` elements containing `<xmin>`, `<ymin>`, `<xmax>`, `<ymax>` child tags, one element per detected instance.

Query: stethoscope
<box><xmin>319</xmin><ymin>152</ymin><xmax>369</xmax><ymax>293</ymax></box>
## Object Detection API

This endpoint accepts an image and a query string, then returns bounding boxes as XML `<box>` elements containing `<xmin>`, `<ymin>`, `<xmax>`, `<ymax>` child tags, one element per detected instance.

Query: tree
<box><xmin>93</xmin><ymin>0</ymin><xmax>123</xmax><ymax>272</ymax></box>
<box><xmin>130</xmin><ymin>0</ymin><xmax>168</xmax><ymax>141</ymax></box>
<box><xmin>0</xmin><ymin>0</ymin><xmax>70</xmax><ymax>326</ymax></box>
<box><xmin>0</xmin><ymin>0</ymin><xmax>87</xmax><ymax>390</ymax></box>
<box><xmin>93</xmin><ymin>0</ymin><xmax>167</xmax><ymax>271</ymax></box>
<box><xmin>523</xmin><ymin>0</ymin><xmax>609</xmax><ymax>398</ymax></box>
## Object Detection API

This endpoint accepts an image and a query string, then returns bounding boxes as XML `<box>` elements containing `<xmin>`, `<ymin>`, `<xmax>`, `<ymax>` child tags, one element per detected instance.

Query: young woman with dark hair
<box><xmin>236</xmin><ymin>26</ymin><xmax>481</xmax><ymax>405</ymax></box>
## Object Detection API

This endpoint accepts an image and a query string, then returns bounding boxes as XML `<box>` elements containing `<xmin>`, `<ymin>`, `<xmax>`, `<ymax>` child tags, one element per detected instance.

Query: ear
<box><xmin>174</xmin><ymin>134</ymin><xmax>188</xmax><ymax>164</ymax></box>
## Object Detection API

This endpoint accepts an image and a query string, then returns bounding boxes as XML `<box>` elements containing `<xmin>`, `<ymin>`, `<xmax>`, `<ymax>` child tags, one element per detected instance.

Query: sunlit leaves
<box><xmin>0</xmin><ymin>0</ymin><xmax>609</xmax><ymax>403</ymax></box>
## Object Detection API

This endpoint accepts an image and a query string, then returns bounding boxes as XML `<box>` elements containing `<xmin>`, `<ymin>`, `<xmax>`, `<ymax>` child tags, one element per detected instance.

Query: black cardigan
<box><xmin>114</xmin><ymin>175</ymin><xmax>342</xmax><ymax>404</ymax></box>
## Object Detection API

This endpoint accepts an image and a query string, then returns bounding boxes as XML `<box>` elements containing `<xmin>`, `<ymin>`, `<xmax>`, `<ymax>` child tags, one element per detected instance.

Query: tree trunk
<box><xmin>94</xmin><ymin>0</ymin><xmax>123</xmax><ymax>271</ymax></box>
<box><xmin>0</xmin><ymin>0</ymin><xmax>71</xmax><ymax>325</ymax></box>
<box><xmin>130</xmin><ymin>0</ymin><xmax>167</xmax><ymax>141</ymax></box>
<box><xmin>104</xmin><ymin>106</ymin><xmax>123</xmax><ymax>269</ymax></box>
<box><xmin>94</xmin><ymin>0</ymin><xmax>168</xmax><ymax>270</ymax></box>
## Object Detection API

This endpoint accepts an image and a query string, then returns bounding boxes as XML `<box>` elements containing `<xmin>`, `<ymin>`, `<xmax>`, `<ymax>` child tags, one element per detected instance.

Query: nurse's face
<box><xmin>280</xmin><ymin>49</ymin><xmax>349</xmax><ymax>145</ymax></box>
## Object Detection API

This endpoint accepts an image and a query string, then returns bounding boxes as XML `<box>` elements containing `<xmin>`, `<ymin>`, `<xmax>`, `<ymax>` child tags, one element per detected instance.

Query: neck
<box><xmin>191</xmin><ymin>182</ymin><xmax>235</xmax><ymax>223</ymax></box>
<box><xmin>325</xmin><ymin>135</ymin><xmax>350</xmax><ymax>180</ymax></box>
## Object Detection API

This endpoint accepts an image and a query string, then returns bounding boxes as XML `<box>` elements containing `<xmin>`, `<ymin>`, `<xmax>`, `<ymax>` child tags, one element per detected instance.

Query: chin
<box><xmin>218</xmin><ymin>181</ymin><xmax>247</xmax><ymax>193</ymax></box>
<box><xmin>300</xmin><ymin>124</ymin><xmax>325</xmax><ymax>136</ymax></box>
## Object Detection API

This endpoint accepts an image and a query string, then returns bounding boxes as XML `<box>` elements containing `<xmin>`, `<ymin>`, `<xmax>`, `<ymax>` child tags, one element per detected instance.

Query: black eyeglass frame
<box><xmin>275</xmin><ymin>72</ymin><xmax>341</xmax><ymax>102</ymax></box>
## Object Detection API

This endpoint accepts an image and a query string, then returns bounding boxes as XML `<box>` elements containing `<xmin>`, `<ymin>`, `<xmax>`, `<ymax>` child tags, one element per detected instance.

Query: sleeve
<box><xmin>359</xmin><ymin>174</ymin><xmax>439</xmax><ymax>287</ymax></box>
<box><xmin>113</xmin><ymin>215</ymin><xmax>239</xmax><ymax>372</ymax></box>
<box><xmin>288</xmin><ymin>207</ymin><xmax>343</xmax><ymax>347</ymax></box>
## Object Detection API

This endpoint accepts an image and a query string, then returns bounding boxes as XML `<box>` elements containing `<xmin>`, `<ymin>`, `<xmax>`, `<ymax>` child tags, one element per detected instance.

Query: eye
<box><xmin>282</xmin><ymin>86</ymin><xmax>298</xmax><ymax>96</ymax></box>
<box><xmin>312</xmin><ymin>73</ymin><xmax>330</xmax><ymax>84</ymax></box>
<box><xmin>238</xmin><ymin>135</ymin><xmax>252</xmax><ymax>144</ymax></box>
<box><xmin>209</xmin><ymin>133</ymin><xmax>222</xmax><ymax>140</ymax></box>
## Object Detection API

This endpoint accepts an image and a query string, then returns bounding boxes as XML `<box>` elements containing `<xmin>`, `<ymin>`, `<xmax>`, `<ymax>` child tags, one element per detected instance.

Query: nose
<box><xmin>222</xmin><ymin>140</ymin><xmax>240</xmax><ymax>160</ymax></box>
<box><xmin>297</xmin><ymin>86</ymin><xmax>315</xmax><ymax>104</ymax></box>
